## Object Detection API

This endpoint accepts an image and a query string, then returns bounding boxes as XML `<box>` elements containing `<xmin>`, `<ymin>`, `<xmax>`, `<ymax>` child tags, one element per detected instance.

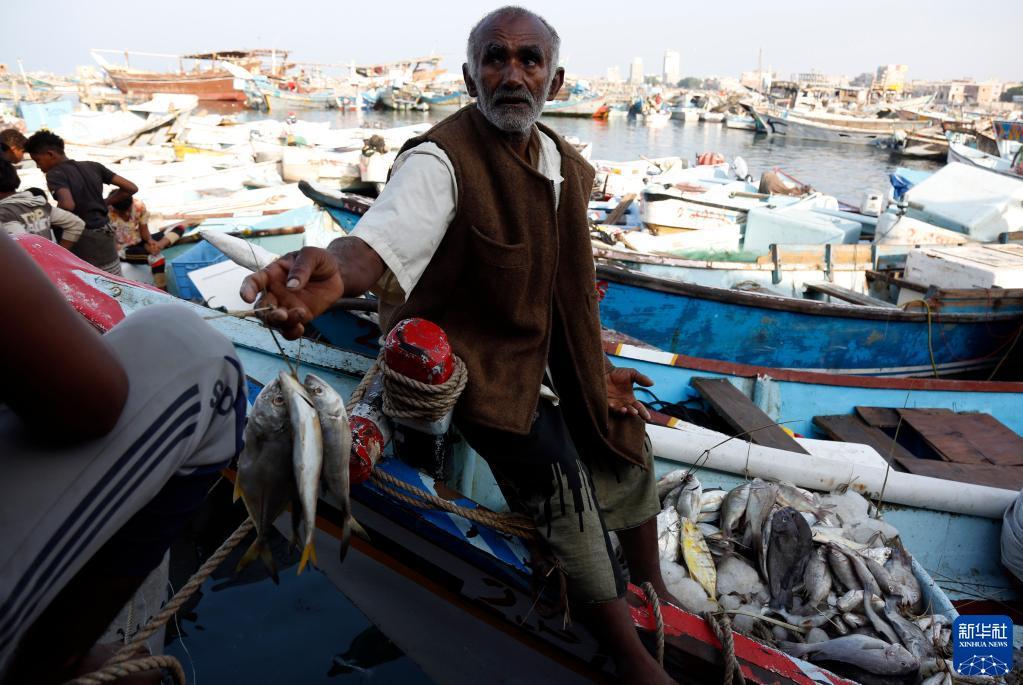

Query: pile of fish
<box><xmin>234</xmin><ymin>371</ymin><xmax>361</xmax><ymax>581</ymax></box>
<box><xmin>654</xmin><ymin>471</ymin><xmax>973</xmax><ymax>684</ymax></box>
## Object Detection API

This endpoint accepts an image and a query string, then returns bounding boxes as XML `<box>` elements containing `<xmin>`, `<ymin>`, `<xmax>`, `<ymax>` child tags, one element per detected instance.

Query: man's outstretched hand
<box><xmin>240</xmin><ymin>247</ymin><xmax>344</xmax><ymax>339</ymax></box>
<box><xmin>606</xmin><ymin>367</ymin><xmax>653</xmax><ymax>421</ymax></box>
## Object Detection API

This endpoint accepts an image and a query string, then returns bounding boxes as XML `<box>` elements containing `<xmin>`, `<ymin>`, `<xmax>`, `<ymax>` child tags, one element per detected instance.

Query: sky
<box><xmin>6</xmin><ymin>0</ymin><xmax>1022</xmax><ymax>83</ymax></box>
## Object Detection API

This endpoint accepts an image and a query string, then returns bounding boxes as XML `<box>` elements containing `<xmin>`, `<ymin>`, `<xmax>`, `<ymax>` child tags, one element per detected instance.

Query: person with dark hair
<box><xmin>0</xmin><ymin>159</ymin><xmax>84</xmax><ymax>244</ymax></box>
<box><xmin>240</xmin><ymin>7</ymin><xmax>677</xmax><ymax>683</ymax></box>
<box><xmin>0</xmin><ymin>129</ymin><xmax>27</xmax><ymax>165</ymax></box>
<box><xmin>0</xmin><ymin>229</ymin><xmax>247</xmax><ymax>683</ymax></box>
<box><xmin>108</xmin><ymin>194</ymin><xmax>184</xmax><ymax>290</ymax></box>
<box><xmin>24</xmin><ymin>130</ymin><xmax>138</xmax><ymax>275</ymax></box>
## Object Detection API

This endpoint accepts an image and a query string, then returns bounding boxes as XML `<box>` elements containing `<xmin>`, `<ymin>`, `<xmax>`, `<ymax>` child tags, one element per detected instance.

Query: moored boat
<box><xmin>766</xmin><ymin>114</ymin><xmax>890</xmax><ymax>145</ymax></box>
<box><xmin>596</xmin><ymin>262</ymin><xmax>1023</xmax><ymax>378</ymax></box>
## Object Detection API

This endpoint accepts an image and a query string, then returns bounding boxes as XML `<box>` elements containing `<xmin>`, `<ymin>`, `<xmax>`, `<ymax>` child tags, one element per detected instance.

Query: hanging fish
<box><xmin>720</xmin><ymin>482</ymin><xmax>751</xmax><ymax>539</ymax></box>
<box><xmin>675</xmin><ymin>473</ymin><xmax>703</xmax><ymax>522</ymax></box>
<box><xmin>279</xmin><ymin>372</ymin><xmax>324</xmax><ymax>574</ymax></box>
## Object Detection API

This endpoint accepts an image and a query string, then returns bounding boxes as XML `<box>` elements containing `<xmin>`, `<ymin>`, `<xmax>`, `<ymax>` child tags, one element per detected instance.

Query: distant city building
<box><xmin>740</xmin><ymin>70</ymin><xmax>773</xmax><ymax>92</ymax></box>
<box><xmin>606</xmin><ymin>66</ymin><xmax>622</xmax><ymax>83</ymax></box>
<box><xmin>663</xmin><ymin>50</ymin><xmax>680</xmax><ymax>85</ymax></box>
<box><xmin>629</xmin><ymin>57</ymin><xmax>644</xmax><ymax>85</ymax></box>
<box><xmin>964</xmin><ymin>82</ymin><xmax>1004</xmax><ymax>106</ymax></box>
<box><xmin>875</xmin><ymin>64</ymin><xmax>909</xmax><ymax>92</ymax></box>
<box><xmin>935</xmin><ymin>81</ymin><xmax>968</xmax><ymax>105</ymax></box>
<box><xmin>851</xmin><ymin>72</ymin><xmax>874</xmax><ymax>88</ymax></box>
<box><xmin>793</xmin><ymin>70</ymin><xmax>848</xmax><ymax>88</ymax></box>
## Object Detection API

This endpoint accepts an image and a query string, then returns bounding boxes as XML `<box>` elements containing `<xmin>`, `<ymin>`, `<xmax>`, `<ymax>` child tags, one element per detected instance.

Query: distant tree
<box><xmin>676</xmin><ymin>77</ymin><xmax>702</xmax><ymax>89</ymax></box>
<box><xmin>644</xmin><ymin>75</ymin><xmax>662</xmax><ymax>85</ymax></box>
<box><xmin>1001</xmin><ymin>85</ymin><xmax>1023</xmax><ymax>102</ymax></box>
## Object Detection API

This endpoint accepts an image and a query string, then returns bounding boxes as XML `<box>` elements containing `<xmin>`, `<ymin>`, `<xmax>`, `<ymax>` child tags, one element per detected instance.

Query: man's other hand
<box><xmin>240</xmin><ymin>247</ymin><xmax>344</xmax><ymax>339</ymax></box>
<box><xmin>606</xmin><ymin>367</ymin><xmax>653</xmax><ymax>420</ymax></box>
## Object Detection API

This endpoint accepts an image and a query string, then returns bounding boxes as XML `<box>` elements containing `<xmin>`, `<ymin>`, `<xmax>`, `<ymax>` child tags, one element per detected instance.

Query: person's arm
<box><xmin>0</xmin><ymin>231</ymin><xmax>129</xmax><ymax>437</ymax></box>
<box><xmin>50</xmin><ymin>206</ymin><xmax>85</xmax><ymax>249</ymax></box>
<box><xmin>53</xmin><ymin>186</ymin><xmax>75</xmax><ymax>213</ymax></box>
<box><xmin>239</xmin><ymin>238</ymin><xmax>385</xmax><ymax>339</ymax></box>
<box><xmin>137</xmin><ymin>203</ymin><xmax>154</xmax><ymax>248</ymax></box>
<box><xmin>104</xmin><ymin>173</ymin><xmax>138</xmax><ymax>208</ymax></box>
<box><xmin>241</xmin><ymin>145</ymin><xmax>455</xmax><ymax>339</ymax></box>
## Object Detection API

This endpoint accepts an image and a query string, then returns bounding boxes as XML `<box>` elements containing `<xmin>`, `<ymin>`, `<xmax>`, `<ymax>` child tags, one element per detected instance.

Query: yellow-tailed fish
<box><xmin>681</xmin><ymin>517</ymin><xmax>717</xmax><ymax>600</ymax></box>
<box><xmin>235</xmin><ymin>377</ymin><xmax>294</xmax><ymax>583</ymax></box>
<box><xmin>303</xmin><ymin>373</ymin><xmax>364</xmax><ymax>562</ymax></box>
<box><xmin>278</xmin><ymin>372</ymin><xmax>323</xmax><ymax>574</ymax></box>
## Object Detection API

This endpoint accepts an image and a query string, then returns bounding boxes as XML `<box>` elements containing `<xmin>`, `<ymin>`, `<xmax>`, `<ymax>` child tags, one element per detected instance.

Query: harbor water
<box><xmin>165</xmin><ymin>106</ymin><xmax>942</xmax><ymax>684</ymax></box>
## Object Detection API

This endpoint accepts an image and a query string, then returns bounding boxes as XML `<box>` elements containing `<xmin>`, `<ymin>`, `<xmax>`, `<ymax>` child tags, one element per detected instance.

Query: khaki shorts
<box><xmin>459</xmin><ymin>405</ymin><xmax>659</xmax><ymax>603</ymax></box>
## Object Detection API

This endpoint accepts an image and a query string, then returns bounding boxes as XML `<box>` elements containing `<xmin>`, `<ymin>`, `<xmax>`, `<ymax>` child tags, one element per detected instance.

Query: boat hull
<box><xmin>767</xmin><ymin>115</ymin><xmax>888</xmax><ymax>145</ymax></box>
<box><xmin>106</xmin><ymin>69</ymin><xmax>245</xmax><ymax>101</ymax></box>
<box><xmin>596</xmin><ymin>264</ymin><xmax>1023</xmax><ymax>377</ymax></box>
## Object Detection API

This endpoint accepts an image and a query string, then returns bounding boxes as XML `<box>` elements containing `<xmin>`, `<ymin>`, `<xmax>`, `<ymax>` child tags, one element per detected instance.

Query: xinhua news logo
<box><xmin>952</xmin><ymin>615</ymin><xmax>1013</xmax><ymax>677</ymax></box>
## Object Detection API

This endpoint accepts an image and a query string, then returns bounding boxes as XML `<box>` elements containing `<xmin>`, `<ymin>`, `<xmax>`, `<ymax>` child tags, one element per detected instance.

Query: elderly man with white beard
<box><xmin>241</xmin><ymin>7</ymin><xmax>677</xmax><ymax>682</ymax></box>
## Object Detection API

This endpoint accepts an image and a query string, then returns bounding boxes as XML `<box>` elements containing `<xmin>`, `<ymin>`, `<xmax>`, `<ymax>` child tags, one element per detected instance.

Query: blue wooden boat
<box><xmin>25</xmin><ymin>235</ymin><xmax>958</xmax><ymax>685</ymax></box>
<box><xmin>604</xmin><ymin>335</ymin><xmax>1023</xmax><ymax>605</ymax></box>
<box><xmin>597</xmin><ymin>263</ymin><xmax>1023</xmax><ymax>378</ymax></box>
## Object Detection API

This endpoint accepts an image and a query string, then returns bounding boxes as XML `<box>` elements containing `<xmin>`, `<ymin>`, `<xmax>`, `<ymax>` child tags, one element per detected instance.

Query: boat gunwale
<box><xmin>596</xmin><ymin>263</ymin><xmax>1023</xmax><ymax>323</ymax></box>
<box><xmin>604</xmin><ymin>339</ymin><xmax>1023</xmax><ymax>393</ymax></box>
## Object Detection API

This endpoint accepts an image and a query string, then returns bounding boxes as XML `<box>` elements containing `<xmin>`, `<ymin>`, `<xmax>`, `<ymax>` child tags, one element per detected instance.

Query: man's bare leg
<box><xmin>580</xmin><ymin>597</ymin><xmax>677</xmax><ymax>685</ymax></box>
<box><xmin>617</xmin><ymin>516</ymin><xmax>682</xmax><ymax>607</ymax></box>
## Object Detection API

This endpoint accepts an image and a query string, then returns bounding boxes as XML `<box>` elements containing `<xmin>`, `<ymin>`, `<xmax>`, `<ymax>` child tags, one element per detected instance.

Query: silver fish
<box><xmin>844</xmin><ymin>547</ymin><xmax>883</xmax><ymax>598</ymax></box>
<box><xmin>656</xmin><ymin>469</ymin><xmax>687</xmax><ymax>501</ymax></box>
<box><xmin>776</xmin><ymin>482</ymin><xmax>837</xmax><ymax>525</ymax></box>
<box><xmin>767</xmin><ymin>507</ymin><xmax>813</xmax><ymax>609</ymax></box>
<box><xmin>720</xmin><ymin>482</ymin><xmax>751</xmax><ymax>538</ymax></box>
<box><xmin>303</xmin><ymin>373</ymin><xmax>359</xmax><ymax>562</ymax></box>
<box><xmin>882</xmin><ymin>596</ymin><xmax>934</xmax><ymax>660</ymax></box>
<box><xmin>657</xmin><ymin>507</ymin><xmax>682</xmax><ymax>563</ymax></box>
<box><xmin>863</xmin><ymin>592</ymin><xmax>900</xmax><ymax>645</ymax></box>
<box><xmin>842</xmin><ymin>612</ymin><xmax>867</xmax><ymax>628</ymax></box>
<box><xmin>759</xmin><ymin>508</ymin><xmax>773</xmax><ymax>582</ymax></box>
<box><xmin>745</xmin><ymin>479</ymin><xmax>778</xmax><ymax>574</ymax></box>
<box><xmin>662</xmin><ymin>484</ymin><xmax>684</xmax><ymax>511</ymax></box>
<box><xmin>863</xmin><ymin>554</ymin><xmax>900</xmax><ymax>597</ymax></box>
<box><xmin>279</xmin><ymin>372</ymin><xmax>323</xmax><ymax>574</ymax></box>
<box><xmin>676</xmin><ymin>473</ymin><xmax>703</xmax><ymax>522</ymax></box>
<box><xmin>885</xmin><ymin>541</ymin><xmax>922</xmax><ymax>611</ymax></box>
<box><xmin>769</xmin><ymin>607</ymin><xmax>838</xmax><ymax>631</ymax></box>
<box><xmin>803</xmin><ymin>547</ymin><xmax>832</xmax><ymax>610</ymax></box>
<box><xmin>699</xmin><ymin>489</ymin><xmax>726</xmax><ymax>513</ymax></box>
<box><xmin>778</xmin><ymin>634</ymin><xmax>920</xmax><ymax>675</ymax></box>
<box><xmin>234</xmin><ymin>378</ymin><xmax>293</xmax><ymax>582</ymax></box>
<box><xmin>836</xmin><ymin>589</ymin><xmax>885</xmax><ymax>614</ymax></box>
<box><xmin>828</xmin><ymin>544</ymin><xmax>860</xmax><ymax>592</ymax></box>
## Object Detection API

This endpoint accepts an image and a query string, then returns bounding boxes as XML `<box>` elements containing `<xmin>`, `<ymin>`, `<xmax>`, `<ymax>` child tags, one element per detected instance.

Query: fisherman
<box><xmin>241</xmin><ymin>7</ymin><xmax>677</xmax><ymax>682</ymax></box>
<box><xmin>23</xmin><ymin>130</ymin><xmax>138</xmax><ymax>275</ymax></box>
<box><xmin>0</xmin><ymin>160</ymin><xmax>85</xmax><ymax>245</ymax></box>
<box><xmin>0</xmin><ymin>230</ymin><xmax>247</xmax><ymax>683</ymax></box>
<box><xmin>0</xmin><ymin>129</ymin><xmax>27</xmax><ymax>165</ymax></box>
<box><xmin>107</xmin><ymin>193</ymin><xmax>184</xmax><ymax>290</ymax></box>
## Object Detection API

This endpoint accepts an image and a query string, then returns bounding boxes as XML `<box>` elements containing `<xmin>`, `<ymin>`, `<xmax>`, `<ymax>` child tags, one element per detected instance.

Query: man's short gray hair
<box><xmin>465</xmin><ymin>6</ymin><xmax>561</xmax><ymax>81</ymax></box>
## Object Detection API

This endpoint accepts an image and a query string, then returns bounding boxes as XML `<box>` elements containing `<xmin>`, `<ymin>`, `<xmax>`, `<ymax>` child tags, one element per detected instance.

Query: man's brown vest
<box><xmin>380</xmin><ymin>105</ymin><xmax>645</xmax><ymax>467</ymax></box>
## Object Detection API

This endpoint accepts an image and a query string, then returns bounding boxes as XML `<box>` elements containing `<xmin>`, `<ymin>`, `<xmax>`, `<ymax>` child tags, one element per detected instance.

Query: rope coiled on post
<box><xmin>639</xmin><ymin>582</ymin><xmax>665</xmax><ymax>667</ymax></box>
<box><xmin>704</xmin><ymin>611</ymin><xmax>746</xmax><ymax>685</ymax></box>
<box><xmin>65</xmin><ymin>518</ymin><xmax>255</xmax><ymax>685</ymax></box>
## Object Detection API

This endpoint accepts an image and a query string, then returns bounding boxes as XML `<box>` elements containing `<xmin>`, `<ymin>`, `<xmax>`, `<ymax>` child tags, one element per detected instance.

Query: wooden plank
<box><xmin>804</xmin><ymin>282</ymin><xmax>897</xmax><ymax>308</ymax></box>
<box><xmin>898</xmin><ymin>409</ymin><xmax>1023</xmax><ymax>466</ymax></box>
<box><xmin>812</xmin><ymin>415</ymin><xmax>911</xmax><ymax>468</ymax></box>
<box><xmin>604</xmin><ymin>193</ymin><xmax>636</xmax><ymax>226</ymax></box>
<box><xmin>691</xmin><ymin>378</ymin><xmax>809</xmax><ymax>454</ymax></box>
<box><xmin>891</xmin><ymin>458</ymin><xmax>1023</xmax><ymax>491</ymax></box>
<box><xmin>854</xmin><ymin>406</ymin><xmax>903</xmax><ymax>429</ymax></box>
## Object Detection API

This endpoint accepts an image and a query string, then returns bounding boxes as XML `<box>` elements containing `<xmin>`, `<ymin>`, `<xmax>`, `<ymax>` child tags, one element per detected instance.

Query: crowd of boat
<box><xmin>5</xmin><ymin>50</ymin><xmax>1023</xmax><ymax>683</ymax></box>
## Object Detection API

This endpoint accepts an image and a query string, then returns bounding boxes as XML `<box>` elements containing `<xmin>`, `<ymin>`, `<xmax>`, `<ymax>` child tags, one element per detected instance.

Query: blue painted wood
<box><xmin>598</xmin><ymin>265</ymin><xmax>1023</xmax><ymax>377</ymax></box>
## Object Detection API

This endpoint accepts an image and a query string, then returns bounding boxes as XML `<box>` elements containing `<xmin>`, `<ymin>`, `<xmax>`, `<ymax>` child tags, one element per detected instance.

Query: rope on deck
<box><xmin>370</xmin><ymin>469</ymin><xmax>540</xmax><ymax>539</ymax></box>
<box><xmin>639</xmin><ymin>582</ymin><xmax>665</xmax><ymax>666</ymax></box>
<box><xmin>704</xmin><ymin>611</ymin><xmax>746</xmax><ymax>685</ymax></box>
<box><xmin>65</xmin><ymin>518</ymin><xmax>255</xmax><ymax>685</ymax></box>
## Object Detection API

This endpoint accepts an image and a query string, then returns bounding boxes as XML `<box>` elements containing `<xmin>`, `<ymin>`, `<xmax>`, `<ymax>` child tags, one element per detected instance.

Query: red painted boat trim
<box><xmin>15</xmin><ymin>235</ymin><xmax>158</xmax><ymax>331</ymax></box>
<box><xmin>603</xmin><ymin>340</ymin><xmax>1023</xmax><ymax>393</ymax></box>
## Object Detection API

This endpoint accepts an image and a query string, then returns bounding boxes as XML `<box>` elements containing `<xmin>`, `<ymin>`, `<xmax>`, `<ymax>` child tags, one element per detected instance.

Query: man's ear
<box><xmin>462</xmin><ymin>63</ymin><xmax>478</xmax><ymax>98</ymax></box>
<box><xmin>547</xmin><ymin>67</ymin><xmax>565</xmax><ymax>101</ymax></box>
